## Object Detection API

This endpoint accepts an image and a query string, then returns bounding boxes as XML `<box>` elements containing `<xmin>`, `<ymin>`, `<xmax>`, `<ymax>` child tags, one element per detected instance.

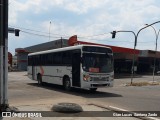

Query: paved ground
<box><xmin>95</xmin><ymin>75</ymin><xmax>160</xmax><ymax>111</ymax></box>
<box><xmin>1</xmin><ymin>72</ymin><xmax>160</xmax><ymax>120</ymax></box>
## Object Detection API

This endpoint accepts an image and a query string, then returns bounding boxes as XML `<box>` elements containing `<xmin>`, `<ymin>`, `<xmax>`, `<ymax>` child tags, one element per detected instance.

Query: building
<box><xmin>12</xmin><ymin>55</ymin><xmax>17</xmax><ymax>69</ymax></box>
<box><xmin>68</xmin><ymin>35</ymin><xmax>160</xmax><ymax>74</ymax></box>
<box><xmin>15</xmin><ymin>36</ymin><xmax>160</xmax><ymax>74</ymax></box>
<box><xmin>138</xmin><ymin>50</ymin><xmax>160</xmax><ymax>73</ymax></box>
<box><xmin>15</xmin><ymin>39</ymin><xmax>68</xmax><ymax>71</ymax></box>
<box><xmin>68</xmin><ymin>35</ymin><xmax>140</xmax><ymax>74</ymax></box>
<box><xmin>8</xmin><ymin>52</ymin><xmax>12</xmax><ymax>70</ymax></box>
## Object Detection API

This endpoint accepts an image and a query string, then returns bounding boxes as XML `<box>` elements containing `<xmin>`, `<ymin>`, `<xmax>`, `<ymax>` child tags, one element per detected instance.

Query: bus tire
<box><xmin>37</xmin><ymin>74</ymin><xmax>43</xmax><ymax>85</ymax></box>
<box><xmin>64</xmin><ymin>77</ymin><xmax>71</xmax><ymax>91</ymax></box>
<box><xmin>90</xmin><ymin>88</ymin><xmax>97</xmax><ymax>92</ymax></box>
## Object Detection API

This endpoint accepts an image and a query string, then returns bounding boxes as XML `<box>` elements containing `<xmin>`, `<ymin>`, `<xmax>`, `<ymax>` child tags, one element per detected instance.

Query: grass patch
<box><xmin>126</xmin><ymin>82</ymin><xmax>160</xmax><ymax>86</ymax></box>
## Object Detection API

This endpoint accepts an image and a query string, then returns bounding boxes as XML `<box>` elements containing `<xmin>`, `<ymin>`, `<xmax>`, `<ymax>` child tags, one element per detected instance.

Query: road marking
<box><xmin>147</xmin><ymin>117</ymin><xmax>160</xmax><ymax>120</ymax></box>
<box><xmin>109</xmin><ymin>106</ymin><xmax>127</xmax><ymax>111</ymax></box>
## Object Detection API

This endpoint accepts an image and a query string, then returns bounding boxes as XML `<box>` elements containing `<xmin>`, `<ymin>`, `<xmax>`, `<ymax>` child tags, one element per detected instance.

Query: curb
<box><xmin>88</xmin><ymin>103</ymin><xmax>159</xmax><ymax>120</ymax></box>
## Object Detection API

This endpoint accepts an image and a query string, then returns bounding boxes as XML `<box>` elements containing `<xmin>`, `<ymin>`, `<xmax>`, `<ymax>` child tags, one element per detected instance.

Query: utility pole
<box><xmin>49</xmin><ymin>21</ymin><xmax>51</xmax><ymax>41</ymax></box>
<box><xmin>111</xmin><ymin>30</ymin><xmax>137</xmax><ymax>84</ymax></box>
<box><xmin>145</xmin><ymin>24</ymin><xmax>160</xmax><ymax>82</ymax></box>
<box><xmin>111</xmin><ymin>21</ymin><xmax>160</xmax><ymax>85</ymax></box>
<box><xmin>61</xmin><ymin>37</ymin><xmax>63</xmax><ymax>48</ymax></box>
<box><xmin>0</xmin><ymin>0</ymin><xmax>9</xmax><ymax>111</ymax></box>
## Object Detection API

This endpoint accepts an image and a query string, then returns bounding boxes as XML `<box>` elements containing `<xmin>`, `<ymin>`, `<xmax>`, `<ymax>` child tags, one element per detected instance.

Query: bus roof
<box><xmin>28</xmin><ymin>44</ymin><xmax>112</xmax><ymax>56</ymax></box>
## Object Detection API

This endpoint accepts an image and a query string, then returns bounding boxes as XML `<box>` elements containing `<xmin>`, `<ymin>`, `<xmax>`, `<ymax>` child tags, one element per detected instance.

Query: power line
<box><xmin>11</xmin><ymin>26</ymin><xmax>156</xmax><ymax>44</ymax></box>
<box><xmin>9</xmin><ymin>25</ymin><xmax>70</xmax><ymax>37</ymax></box>
<box><xmin>9</xmin><ymin>25</ymin><xmax>115</xmax><ymax>39</ymax></box>
<box><xmin>78</xmin><ymin>32</ymin><xmax>111</xmax><ymax>38</ymax></box>
<box><xmin>8</xmin><ymin>25</ymin><xmax>158</xmax><ymax>44</ymax></box>
<box><xmin>80</xmin><ymin>37</ymin><xmax>154</xmax><ymax>44</ymax></box>
<box><xmin>11</xmin><ymin>25</ymin><xmax>112</xmax><ymax>38</ymax></box>
<box><xmin>21</xmin><ymin>30</ymin><xmax>67</xmax><ymax>39</ymax></box>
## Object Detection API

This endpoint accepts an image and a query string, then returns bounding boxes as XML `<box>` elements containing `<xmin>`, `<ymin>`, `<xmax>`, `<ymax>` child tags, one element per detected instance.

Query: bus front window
<box><xmin>82</xmin><ymin>53</ymin><xmax>113</xmax><ymax>73</ymax></box>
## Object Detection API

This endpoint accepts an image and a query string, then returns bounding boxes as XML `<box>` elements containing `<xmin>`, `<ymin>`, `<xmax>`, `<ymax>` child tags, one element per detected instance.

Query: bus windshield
<box><xmin>82</xmin><ymin>53</ymin><xmax>113</xmax><ymax>73</ymax></box>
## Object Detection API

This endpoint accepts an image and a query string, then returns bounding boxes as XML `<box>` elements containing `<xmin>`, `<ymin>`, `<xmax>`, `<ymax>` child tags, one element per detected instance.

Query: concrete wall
<box><xmin>17</xmin><ymin>52</ymin><xmax>28</xmax><ymax>71</ymax></box>
<box><xmin>16</xmin><ymin>39</ymin><xmax>68</xmax><ymax>71</ymax></box>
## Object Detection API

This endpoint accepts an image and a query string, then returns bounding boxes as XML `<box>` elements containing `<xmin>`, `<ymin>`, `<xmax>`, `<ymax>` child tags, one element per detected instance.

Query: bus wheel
<box><xmin>64</xmin><ymin>78</ymin><xmax>71</xmax><ymax>91</ymax></box>
<box><xmin>90</xmin><ymin>88</ymin><xmax>97</xmax><ymax>92</ymax></box>
<box><xmin>37</xmin><ymin>74</ymin><xmax>43</xmax><ymax>85</ymax></box>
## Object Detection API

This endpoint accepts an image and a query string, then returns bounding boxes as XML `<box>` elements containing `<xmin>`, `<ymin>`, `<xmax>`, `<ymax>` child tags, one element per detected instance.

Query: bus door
<box><xmin>32</xmin><ymin>66</ymin><xmax>36</xmax><ymax>80</ymax></box>
<box><xmin>72</xmin><ymin>52</ymin><xmax>81</xmax><ymax>87</ymax></box>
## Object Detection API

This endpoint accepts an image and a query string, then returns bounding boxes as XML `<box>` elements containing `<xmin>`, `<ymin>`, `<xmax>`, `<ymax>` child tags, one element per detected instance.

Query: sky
<box><xmin>8</xmin><ymin>0</ymin><xmax>160</xmax><ymax>54</ymax></box>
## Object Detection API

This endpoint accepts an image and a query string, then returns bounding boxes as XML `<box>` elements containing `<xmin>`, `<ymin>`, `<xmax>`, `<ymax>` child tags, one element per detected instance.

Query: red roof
<box><xmin>79</xmin><ymin>41</ymin><xmax>139</xmax><ymax>54</ymax></box>
<box><xmin>68</xmin><ymin>35</ymin><xmax>139</xmax><ymax>54</ymax></box>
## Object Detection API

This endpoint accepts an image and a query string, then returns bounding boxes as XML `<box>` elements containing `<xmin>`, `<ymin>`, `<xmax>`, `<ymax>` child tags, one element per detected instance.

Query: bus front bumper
<box><xmin>82</xmin><ymin>81</ymin><xmax>114</xmax><ymax>89</ymax></box>
<box><xmin>91</xmin><ymin>83</ymin><xmax>111</xmax><ymax>87</ymax></box>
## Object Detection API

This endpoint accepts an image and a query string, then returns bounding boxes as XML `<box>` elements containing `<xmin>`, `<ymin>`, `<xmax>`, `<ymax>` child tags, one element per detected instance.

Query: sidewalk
<box><xmin>1</xmin><ymin>98</ymin><xmax>141</xmax><ymax>120</ymax></box>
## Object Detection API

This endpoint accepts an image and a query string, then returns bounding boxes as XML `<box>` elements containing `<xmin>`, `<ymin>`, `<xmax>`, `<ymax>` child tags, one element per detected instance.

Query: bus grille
<box><xmin>91</xmin><ymin>77</ymin><xmax>109</xmax><ymax>81</ymax></box>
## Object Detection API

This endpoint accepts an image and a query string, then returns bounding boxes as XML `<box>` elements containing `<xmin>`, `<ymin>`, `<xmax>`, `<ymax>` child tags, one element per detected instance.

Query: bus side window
<box><xmin>62</xmin><ymin>51</ymin><xmax>72</xmax><ymax>65</ymax></box>
<box><xmin>53</xmin><ymin>52</ymin><xmax>62</xmax><ymax>65</ymax></box>
<box><xmin>32</xmin><ymin>56</ymin><xmax>35</xmax><ymax>66</ymax></box>
<box><xmin>47</xmin><ymin>53</ymin><xmax>52</xmax><ymax>65</ymax></box>
<box><xmin>28</xmin><ymin>56</ymin><xmax>32</xmax><ymax>66</ymax></box>
<box><xmin>37</xmin><ymin>55</ymin><xmax>40</xmax><ymax>66</ymax></box>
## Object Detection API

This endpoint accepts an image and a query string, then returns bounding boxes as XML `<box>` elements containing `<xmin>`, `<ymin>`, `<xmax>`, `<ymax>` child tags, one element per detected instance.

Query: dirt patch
<box><xmin>126</xmin><ymin>82</ymin><xmax>160</xmax><ymax>86</ymax></box>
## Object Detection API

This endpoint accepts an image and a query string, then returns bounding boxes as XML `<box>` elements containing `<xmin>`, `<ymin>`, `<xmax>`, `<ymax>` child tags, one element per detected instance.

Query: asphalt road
<box><xmin>8</xmin><ymin>72</ymin><xmax>160</xmax><ymax>112</ymax></box>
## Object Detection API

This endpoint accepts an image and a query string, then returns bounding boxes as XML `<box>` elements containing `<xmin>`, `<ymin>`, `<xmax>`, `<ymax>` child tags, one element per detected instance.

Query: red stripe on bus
<box><xmin>40</xmin><ymin>66</ymin><xmax>44</xmax><ymax>75</ymax></box>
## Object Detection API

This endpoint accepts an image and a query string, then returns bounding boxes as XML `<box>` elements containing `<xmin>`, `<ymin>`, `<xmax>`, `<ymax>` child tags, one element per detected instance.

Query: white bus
<box><xmin>28</xmin><ymin>45</ymin><xmax>114</xmax><ymax>91</ymax></box>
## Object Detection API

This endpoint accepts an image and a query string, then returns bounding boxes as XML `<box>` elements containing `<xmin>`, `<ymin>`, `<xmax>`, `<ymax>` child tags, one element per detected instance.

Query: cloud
<box><xmin>63</xmin><ymin>0</ymin><xmax>109</xmax><ymax>14</ymax></box>
<box><xmin>9</xmin><ymin>0</ymin><xmax>40</xmax><ymax>24</ymax></box>
<box><xmin>8</xmin><ymin>0</ymin><xmax>160</xmax><ymax>54</ymax></box>
<box><xmin>9</xmin><ymin>0</ymin><xmax>109</xmax><ymax>24</ymax></box>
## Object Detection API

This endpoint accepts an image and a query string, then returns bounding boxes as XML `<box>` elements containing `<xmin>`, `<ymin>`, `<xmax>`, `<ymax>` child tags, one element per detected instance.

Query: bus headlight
<box><xmin>83</xmin><ymin>75</ymin><xmax>90</xmax><ymax>81</ymax></box>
